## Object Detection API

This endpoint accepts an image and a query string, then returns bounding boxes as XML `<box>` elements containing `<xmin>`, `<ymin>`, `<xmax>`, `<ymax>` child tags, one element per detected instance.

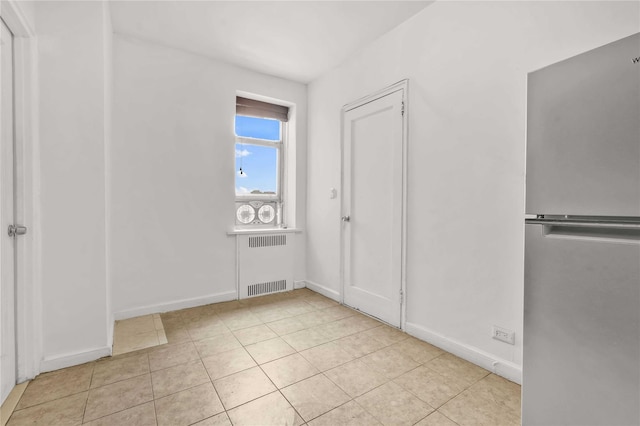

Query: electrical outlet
<box><xmin>492</xmin><ymin>326</ymin><xmax>515</xmax><ymax>345</ymax></box>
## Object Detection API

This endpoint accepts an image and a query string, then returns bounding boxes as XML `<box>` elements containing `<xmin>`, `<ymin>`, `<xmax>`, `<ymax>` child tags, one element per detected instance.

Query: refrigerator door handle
<box><xmin>526</xmin><ymin>218</ymin><xmax>640</xmax><ymax>230</ymax></box>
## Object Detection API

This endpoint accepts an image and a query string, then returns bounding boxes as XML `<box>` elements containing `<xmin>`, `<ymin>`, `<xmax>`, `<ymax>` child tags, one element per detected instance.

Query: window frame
<box><xmin>235</xmin><ymin>135</ymin><xmax>282</xmax><ymax>202</ymax></box>
<box><xmin>234</xmin><ymin>117</ymin><xmax>287</xmax><ymax>227</ymax></box>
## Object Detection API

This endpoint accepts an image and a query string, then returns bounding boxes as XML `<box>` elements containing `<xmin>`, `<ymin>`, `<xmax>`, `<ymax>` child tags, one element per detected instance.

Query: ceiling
<box><xmin>109</xmin><ymin>1</ymin><xmax>433</xmax><ymax>83</ymax></box>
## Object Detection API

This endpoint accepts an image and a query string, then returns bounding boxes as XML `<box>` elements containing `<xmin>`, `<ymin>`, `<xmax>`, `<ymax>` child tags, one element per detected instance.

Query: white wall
<box><xmin>35</xmin><ymin>1</ymin><xmax>112</xmax><ymax>369</ymax></box>
<box><xmin>306</xmin><ymin>0</ymin><xmax>639</xmax><ymax>382</ymax></box>
<box><xmin>110</xmin><ymin>35</ymin><xmax>307</xmax><ymax>318</ymax></box>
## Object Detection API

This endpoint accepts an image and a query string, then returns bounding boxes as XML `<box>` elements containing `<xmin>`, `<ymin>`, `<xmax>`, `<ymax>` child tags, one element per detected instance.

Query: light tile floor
<box><xmin>113</xmin><ymin>313</ymin><xmax>168</xmax><ymax>355</ymax></box>
<box><xmin>4</xmin><ymin>289</ymin><xmax>521</xmax><ymax>425</ymax></box>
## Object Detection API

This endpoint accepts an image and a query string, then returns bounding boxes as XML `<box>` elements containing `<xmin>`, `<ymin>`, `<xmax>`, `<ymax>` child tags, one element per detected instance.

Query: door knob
<box><xmin>341</xmin><ymin>216</ymin><xmax>350</xmax><ymax>222</ymax></box>
<box><xmin>8</xmin><ymin>225</ymin><xmax>27</xmax><ymax>237</ymax></box>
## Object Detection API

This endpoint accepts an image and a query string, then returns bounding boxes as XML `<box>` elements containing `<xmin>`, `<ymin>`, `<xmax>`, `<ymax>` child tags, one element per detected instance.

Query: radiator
<box><xmin>237</xmin><ymin>233</ymin><xmax>295</xmax><ymax>299</ymax></box>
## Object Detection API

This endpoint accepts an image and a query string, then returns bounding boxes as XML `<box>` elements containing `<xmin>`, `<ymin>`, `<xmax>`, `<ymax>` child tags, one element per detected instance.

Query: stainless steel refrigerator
<box><xmin>523</xmin><ymin>33</ymin><xmax>640</xmax><ymax>425</ymax></box>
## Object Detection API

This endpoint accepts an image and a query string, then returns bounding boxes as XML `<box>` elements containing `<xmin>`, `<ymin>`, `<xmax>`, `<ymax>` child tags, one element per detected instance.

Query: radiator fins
<box><xmin>247</xmin><ymin>280</ymin><xmax>287</xmax><ymax>297</ymax></box>
<box><xmin>248</xmin><ymin>234</ymin><xmax>287</xmax><ymax>248</ymax></box>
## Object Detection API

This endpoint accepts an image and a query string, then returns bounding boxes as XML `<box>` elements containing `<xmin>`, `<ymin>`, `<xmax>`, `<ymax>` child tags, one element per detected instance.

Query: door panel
<box><xmin>342</xmin><ymin>89</ymin><xmax>403</xmax><ymax>327</ymax></box>
<box><xmin>0</xmin><ymin>18</ymin><xmax>16</xmax><ymax>404</ymax></box>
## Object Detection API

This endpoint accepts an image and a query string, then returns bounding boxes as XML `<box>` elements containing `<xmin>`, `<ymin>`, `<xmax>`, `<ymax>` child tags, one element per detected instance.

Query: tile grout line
<box><xmin>258</xmin><ymin>313</ymin><xmax>341</xmax><ymax>425</ymax></box>
<box><xmin>288</xmin><ymin>317</ymin><xmax>443</xmax><ymax>423</ymax></box>
<box><xmin>217</xmin><ymin>298</ymin><xmax>345</xmax><ymax>423</ymax></box>
<box><xmin>238</xmin><ymin>313</ymin><xmax>306</xmax><ymax>420</ymax></box>
<box><xmin>27</xmin><ymin>290</ymin><xmax>514</xmax><ymax>426</ymax></box>
<box><xmin>80</xmin><ymin>363</ymin><xmax>97</xmax><ymax>424</ymax></box>
<box><xmin>411</xmin><ymin>357</ymin><xmax>491</xmax><ymax>413</ymax></box>
<box><xmin>98</xmin><ymin>337</ymin><xmax>464</xmax><ymax>424</ymax></box>
<box><xmin>151</xmin><ymin>399</ymin><xmax>158</xmax><ymax>426</ymax></box>
<box><xmin>82</xmin><ymin>376</ymin><xmax>155</xmax><ymax>424</ymax></box>
<box><xmin>276</xmin><ymin>386</ymin><xmax>316</xmax><ymax>424</ymax></box>
<box><xmin>11</xmin><ymin>388</ymin><xmax>87</xmax><ymax>413</ymax></box>
<box><xmin>434</xmin><ymin>409</ymin><xmax>462</xmax><ymax>426</ymax></box>
<box><xmin>145</xmin><ymin>353</ymin><xmax>159</xmax><ymax>426</ymax></box>
<box><xmin>81</xmin><ymin>400</ymin><xmax>153</xmax><ymax>425</ymax></box>
<box><xmin>286</xmin><ymin>305</ymin><xmax>385</xmax><ymax>423</ymax></box>
<box><xmin>199</xmin><ymin>336</ymin><xmax>232</xmax><ymax>420</ymax></box>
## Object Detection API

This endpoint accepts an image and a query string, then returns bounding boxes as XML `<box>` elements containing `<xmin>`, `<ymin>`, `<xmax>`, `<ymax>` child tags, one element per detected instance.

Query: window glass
<box><xmin>235</xmin><ymin>115</ymin><xmax>280</xmax><ymax>141</ymax></box>
<box><xmin>234</xmin><ymin>108</ymin><xmax>286</xmax><ymax>227</ymax></box>
<box><xmin>235</xmin><ymin>144</ymin><xmax>278</xmax><ymax>196</ymax></box>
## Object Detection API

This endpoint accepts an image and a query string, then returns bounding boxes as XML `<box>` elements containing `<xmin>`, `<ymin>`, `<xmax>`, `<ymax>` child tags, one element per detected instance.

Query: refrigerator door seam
<box><xmin>526</xmin><ymin>218</ymin><xmax>640</xmax><ymax>229</ymax></box>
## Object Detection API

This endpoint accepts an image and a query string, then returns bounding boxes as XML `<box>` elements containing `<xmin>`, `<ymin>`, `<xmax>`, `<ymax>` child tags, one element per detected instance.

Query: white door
<box><xmin>0</xmin><ymin>18</ymin><xmax>16</xmax><ymax>404</ymax></box>
<box><xmin>342</xmin><ymin>88</ymin><xmax>405</xmax><ymax>327</ymax></box>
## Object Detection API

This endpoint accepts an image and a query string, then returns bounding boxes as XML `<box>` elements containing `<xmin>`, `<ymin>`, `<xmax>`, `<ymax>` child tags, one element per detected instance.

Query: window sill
<box><xmin>227</xmin><ymin>228</ymin><xmax>302</xmax><ymax>236</ymax></box>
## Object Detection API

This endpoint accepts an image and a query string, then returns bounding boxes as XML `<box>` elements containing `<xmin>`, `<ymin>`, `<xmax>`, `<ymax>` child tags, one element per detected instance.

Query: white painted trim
<box><xmin>40</xmin><ymin>346</ymin><xmax>112</xmax><ymax>374</ymax></box>
<box><xmin>1</xmin><ymin>0</ymin><xmax>40</xmax><ymax>383</ymax></box>
<box><xmin>0</xmin><ymin>0</ymin><xmax>35</xmax><ymax>37</ymax></box>
<box><xmin>304</xmin><ymin>280</ymin><xmax>340</xmax><ymax>302</ymax></box>
<box><xmin>18</xmin><ymin>34</ymin><xmax>40</xmax><ymax>383</ymax></box>
<box><xmin>227</xmin><ymin>228</ymin><xmax>302</xmax><ymax>236</ymax></box>
<box><xmin>399</xmin><ymin>81</ymin><xmax>409</xmax><ymax>331</ymax></box>
<box><xmin>103</xmin><ymin>0</ymin><xmax>113</xmax><ymax>352</ymax></box>
<box><xmin>343</xmin><ymin>80</ymin><xmax>409</xmax><ymax>112</ymax></box>
<box><xmin>113</xmin><ymin>290</ymin><xmax>237</xmax><ymax>321</ymax></box>
<box><xmin>293</xmin><ymin>280</ymin><xmax>306</xmax><ymax>289</ymax></box>
<box><xmin>235</xmin><ymin>232</ymin><xmax>240</xmax><ymax>303</ymax></box>
<box><xmin>107</xmin><ymin>314</ymin><xmax>114</xmax><ymax>350</ymax></box>
<box><xmin>405</xmin><ymin>321</ymin><xmax>522</xmax><ymax>384</ymax></box>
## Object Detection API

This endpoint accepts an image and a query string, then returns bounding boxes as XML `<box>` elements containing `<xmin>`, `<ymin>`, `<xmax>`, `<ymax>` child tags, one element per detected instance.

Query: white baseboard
<box><xmin>405</xmin><ymin>321</ymin><xmax>522</xmax><ymax>384</ymax></box>
<box><xmin>113</xmin><ymin>290</ymin><xmax>237</xmax><ymax>321</ymax></box>
<box><xmin>293</xmin><ymin>280</ymin><xmax>306</xmax><ymax>289</ymax></box>
<box><xmin>40</xmin><ymin>346</ymin><xmax>112</xmax><ymax>373</ymax></box>
<box><xmin>304</xmin><ymin>280</ymin><xmax>340</xmax><ymax>302</ymax></box>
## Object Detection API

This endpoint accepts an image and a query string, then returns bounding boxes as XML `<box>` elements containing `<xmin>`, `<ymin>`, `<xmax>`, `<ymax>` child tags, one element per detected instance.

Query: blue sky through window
<box><xmin>235</xmin><ymin>115</ymin><xmax>280</xmax><ymax>140</ymax></box>
<box><xmin>235</xmin><ymin>116</ymin><xmax>280</xmax><ymax>195</ymax></box>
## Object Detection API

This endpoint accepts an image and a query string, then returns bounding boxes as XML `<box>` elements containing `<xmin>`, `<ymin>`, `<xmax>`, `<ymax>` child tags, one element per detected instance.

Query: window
<box><xmin>235</xmin><ymin>96</ymin><xmax>289</xmax><ymax>227</ymax></box>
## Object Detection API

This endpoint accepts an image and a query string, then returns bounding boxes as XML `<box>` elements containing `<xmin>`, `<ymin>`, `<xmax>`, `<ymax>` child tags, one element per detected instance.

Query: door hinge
<box><xmin>401</xmin><ymin>101</ymin><xmax>405</xmax><ymax>116</ymax></box>
<box><xmin>400</xmin><ymin>288</ymin><xmax>404</xmax><ymax>305</ymax></box>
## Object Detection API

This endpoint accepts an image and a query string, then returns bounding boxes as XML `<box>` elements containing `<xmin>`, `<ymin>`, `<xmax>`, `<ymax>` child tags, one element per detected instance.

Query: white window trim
<box><xmin>234</xmin><ymin>120</ymin><xmax>288</xmax><ymax>227</ymax></box>
<box><xmin>235</xmin><ymin>136</ymin><xmax>282</xmax><ymax>200</ymax></box>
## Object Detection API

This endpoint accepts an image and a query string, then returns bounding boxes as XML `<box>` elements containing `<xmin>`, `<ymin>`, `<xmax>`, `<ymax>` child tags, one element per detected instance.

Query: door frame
<box><xmin>340</xmin><ymin>79</ymin><xmax>408</xmax><ymax>329</ymax></box>
<box><xmin>0</xmin><ymin>0</ymin><xmax>40</xmax><ymax>383</ymax></box>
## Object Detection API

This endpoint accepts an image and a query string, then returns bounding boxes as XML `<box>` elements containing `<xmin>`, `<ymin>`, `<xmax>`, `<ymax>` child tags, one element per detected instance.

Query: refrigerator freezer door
<box><xmin>523</xmin><ymin>224</ymin><xmax>640</xmax><ymax>425</ymax></box>
<box><xmin>526</xmin><ymin>32</ymin><xmax>640</xmax><ymax>217</ymax></box>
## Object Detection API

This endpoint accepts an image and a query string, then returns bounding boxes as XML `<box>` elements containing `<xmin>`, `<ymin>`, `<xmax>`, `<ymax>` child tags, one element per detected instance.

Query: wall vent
<box><xmin>248</xmin><ymin>280</ymin><xmax>287</xmax><ymax>297</ymax></box>
<box><xmin>249</xmin><ymin>234</ymin><xmax>287</xmax><ymax>248</ymax></box>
